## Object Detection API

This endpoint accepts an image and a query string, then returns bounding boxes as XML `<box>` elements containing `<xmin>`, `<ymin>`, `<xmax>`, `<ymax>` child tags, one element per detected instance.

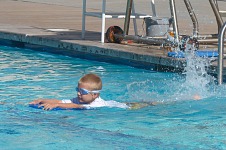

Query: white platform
<box><xmin>82</xmin><ymin>0</ymin><xmax>156</xmax><ymax>43</ymax></box>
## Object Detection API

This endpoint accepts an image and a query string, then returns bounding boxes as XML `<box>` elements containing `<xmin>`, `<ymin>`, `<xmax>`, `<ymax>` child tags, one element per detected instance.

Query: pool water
<box><xmin>0</xmin><ymin>45</ymin><xmax>226</xmax><ymax>149</ymax></box>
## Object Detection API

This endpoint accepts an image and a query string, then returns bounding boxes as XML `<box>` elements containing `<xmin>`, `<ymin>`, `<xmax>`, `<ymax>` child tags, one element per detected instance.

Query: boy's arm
<box><xmin>29</xmin><ymin>99</ymin><xmax>85</xmax><ymax>110</ymax></box>
<box><xmin>39</xmin><ymin>103</ymin><xmax>85</xmax><ymax>110</ymax></box>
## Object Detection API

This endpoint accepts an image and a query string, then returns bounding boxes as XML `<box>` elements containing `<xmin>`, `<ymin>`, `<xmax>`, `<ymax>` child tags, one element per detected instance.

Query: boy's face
<box><xmin>77</xmin><ymin>83</ymin><xmax>99</xmax><ymax>104</ymax></box>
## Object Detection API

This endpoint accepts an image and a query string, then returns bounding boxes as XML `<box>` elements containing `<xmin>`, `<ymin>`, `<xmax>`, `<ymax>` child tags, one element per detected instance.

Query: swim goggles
<box><xmin>76</xmin><ymin>87</ymin><xmax>101</xmax><ymax>95</ymax></box>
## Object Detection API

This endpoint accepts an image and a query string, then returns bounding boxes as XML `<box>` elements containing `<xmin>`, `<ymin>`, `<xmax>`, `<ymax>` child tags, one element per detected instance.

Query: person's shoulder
<box><xmin>84</xmin><ymin>97</ymin><xmax>107</xmax><ymax>108</ymax></box>
<box><xmin>62</xmin><ymin>97</ymin><xmax>79</xmax><ymax>104</ymax></box>
<box><xmin>94</xmin><ymin>96</ymin><xmax>105</xmax><ymax>102</ymax></box>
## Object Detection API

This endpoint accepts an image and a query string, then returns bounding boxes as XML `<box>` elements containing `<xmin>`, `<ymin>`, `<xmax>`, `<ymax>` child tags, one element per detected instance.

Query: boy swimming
<box><xmin>29</xmin><ymin>73</ymin><xmax>129</xmax><ymax>110</ymax></box>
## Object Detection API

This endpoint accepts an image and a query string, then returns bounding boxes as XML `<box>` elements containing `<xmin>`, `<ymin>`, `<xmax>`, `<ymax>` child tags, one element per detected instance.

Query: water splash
<box><xmin>176</xmin><ymin>42</ymin><xmax>217</xmax><ymax>100</ymax></box>
<box><xmin>123</xmin><ymin>40</ymin><xmax>219</xmax><ymax>103</ymax></box>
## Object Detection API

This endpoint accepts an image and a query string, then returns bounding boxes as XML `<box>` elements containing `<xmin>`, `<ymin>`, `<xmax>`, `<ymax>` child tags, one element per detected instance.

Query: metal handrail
<box><xmin>217</xmin><ymin>21</ymin><xmax>226</xmax><ymax>85</ymax></box>
<box><xmin>209</xmin><ymin>0</ymin><xmax>224</xmax><ymax>33</ymax></box>
<box><xmin>184</xmin><ymin>0</ymin><xmax>199</xmax><ymax>37</ymax></box>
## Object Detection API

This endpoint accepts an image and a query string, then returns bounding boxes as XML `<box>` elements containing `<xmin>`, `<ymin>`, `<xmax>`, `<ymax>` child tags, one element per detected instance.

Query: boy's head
<box><xmin>77</xmin><ymin>73</ymin><xmax>102</xmax><ymax>104</ymax></box>
<box><xmin>78</xmin><ymin>73</ymin><xmax>102</xmax><ymax>90</ymax></box>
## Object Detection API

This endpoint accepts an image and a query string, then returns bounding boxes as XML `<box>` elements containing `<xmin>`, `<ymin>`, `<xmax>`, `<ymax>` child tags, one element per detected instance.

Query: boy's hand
<box><xmin>29</xmin><ymin>99</ymin><xmax>43</xmax><ymax>105</ymax></box>
<box><xmin>39</xmin><ymin>103</ymin><xmax>58</xmax><ymax>111</ymax></box>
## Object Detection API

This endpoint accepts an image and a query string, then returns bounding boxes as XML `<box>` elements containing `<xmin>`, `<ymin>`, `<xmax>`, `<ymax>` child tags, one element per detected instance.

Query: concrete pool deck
<box><xmin>0</xmin><ymin>0</ymin><xmax>225</xmax><ymax>73</ymax></box>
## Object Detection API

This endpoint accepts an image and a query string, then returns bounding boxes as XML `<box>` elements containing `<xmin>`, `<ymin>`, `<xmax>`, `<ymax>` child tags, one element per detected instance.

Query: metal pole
<box><xmin>183</xmin><ymin>0</ymin><xmax>199</xmax><ymax>37</ymax></box>
<box><xmin>151</xmin><ymin>0</ymin><xmax>157</xmax><ymax>17</ymax></box>
<box><xmin>218</xmin><ymin>22</ymin><xmax>226</xmax><ymax>85</ymax></box>
<box><xmin>114</xmin><ymin>34</ymin><xmax>167</xmax><ymax>45</ymax></box>
<box><xmin>124</xmin><ymin>0</ymin><xmax>133</xmax><ymax>36</ymax></box>
<box><xmin>169</xmin><ymin>0</ymin><xmax>179</xmax><ymax>44</ymax></box>
<box><xmin>209</xmin><ymin>0</ymin><xmax>224</xmax><ymax>33</ymax></box>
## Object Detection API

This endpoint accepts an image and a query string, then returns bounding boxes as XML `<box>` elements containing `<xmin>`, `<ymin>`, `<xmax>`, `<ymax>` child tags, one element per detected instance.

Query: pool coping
<box><xmin>0</xmin><ymin>30</ymin><xmax>187</xmax><ymax>72</ymax></box>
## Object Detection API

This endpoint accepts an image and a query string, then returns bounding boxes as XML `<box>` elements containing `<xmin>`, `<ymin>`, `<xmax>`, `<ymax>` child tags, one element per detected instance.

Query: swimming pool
<box><xmin>0</xmin><ymin>45</ymin><xmax>226</xmax><ymax>149</ymax></box>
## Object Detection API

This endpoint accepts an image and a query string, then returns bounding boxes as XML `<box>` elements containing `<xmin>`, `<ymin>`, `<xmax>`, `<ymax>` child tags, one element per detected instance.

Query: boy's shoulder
<box><xmin>62</xmin><ymin>97</ymin><xmax>80</xmax><ymax>104</ymax></box>
<box><xmin>91</xmin><ymin>97</ymin><xmax>106</xmax><ymax>104</ymax></box>
<box><xmin>89</xmin><ymin>97</ymin><xmax>129</xmax><ymax>109</ymax></box>
<box><xmin>83</xmin><ymin>97</ymin><xmax>107</xmax><ymax>108</ymax></box>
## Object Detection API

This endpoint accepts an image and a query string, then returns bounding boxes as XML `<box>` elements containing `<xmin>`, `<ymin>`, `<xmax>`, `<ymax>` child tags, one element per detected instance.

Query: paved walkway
<box><xmin>0</xmin><ymin>0</ymin><xmax>225</xmax><ymax>72</ymax></box>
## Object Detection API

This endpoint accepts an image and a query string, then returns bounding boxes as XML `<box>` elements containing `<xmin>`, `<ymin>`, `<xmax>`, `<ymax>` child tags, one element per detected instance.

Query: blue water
<box><xmin>0</xmin><ymin>45</ymin><xmax>226</xmax><ymax>149</ymax></box>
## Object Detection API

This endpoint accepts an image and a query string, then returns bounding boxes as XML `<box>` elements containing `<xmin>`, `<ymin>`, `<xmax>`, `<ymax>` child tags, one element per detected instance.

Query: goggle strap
<box><xmin>90</xmin><ymin>90</ymin><xmax>101</xmax><ymax>93</ymax></box>
<box><xmin>76</xmin><ymin>87</ymin><xmax>101</xmax><ymax>94</ymax></box>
